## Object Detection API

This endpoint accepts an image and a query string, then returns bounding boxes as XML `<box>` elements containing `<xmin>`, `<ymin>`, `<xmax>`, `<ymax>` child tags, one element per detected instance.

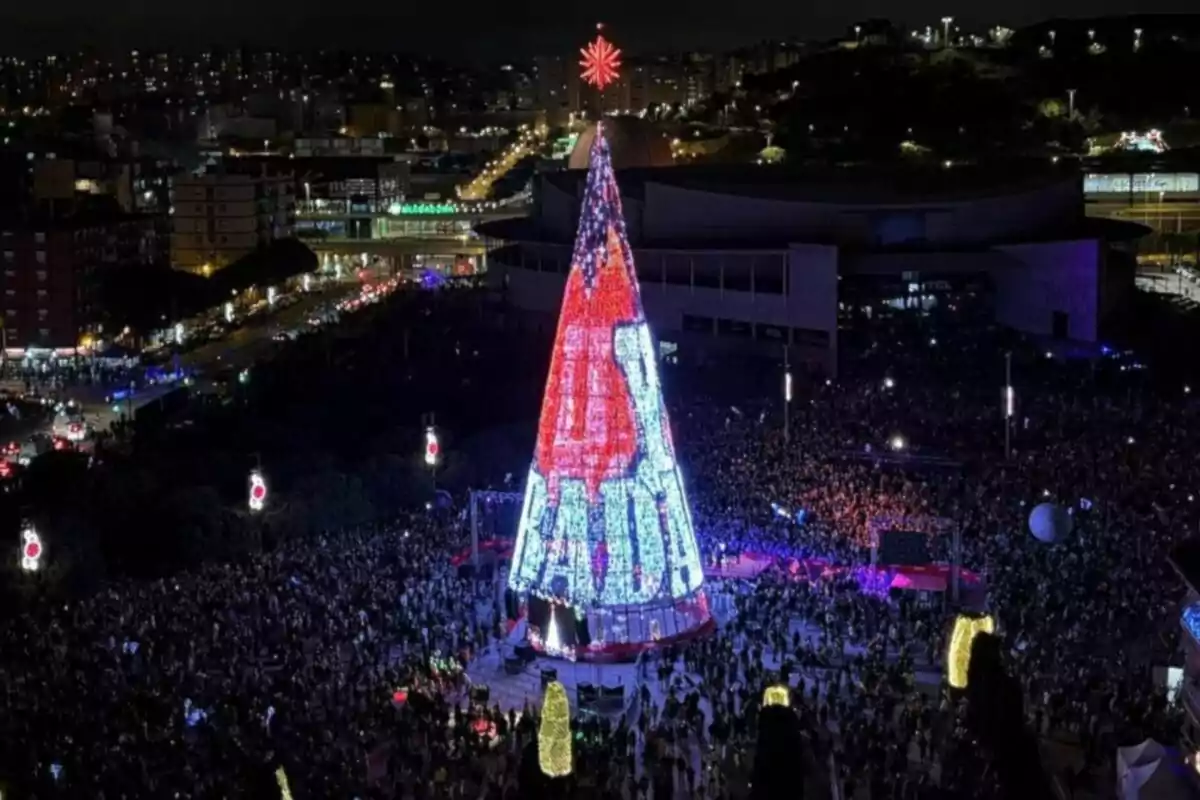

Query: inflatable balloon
<box><xmin>1028</xmin><ymin>502</ymin><xmax>1073</xmax><ymax>544</ymax></box>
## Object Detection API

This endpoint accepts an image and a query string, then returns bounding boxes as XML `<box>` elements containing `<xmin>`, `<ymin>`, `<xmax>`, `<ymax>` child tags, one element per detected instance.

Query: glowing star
<box><xmin>538</xmin><ymin>681</ymin><xmax>573</xmax><ymax>777</ymax></box>
<box><xmin>507</xmin><ymin>123</ymin><xmax>708</xmax><ymax>656</ymax></box>
<box><xmin>580</xmin><ymin>26</ymin><xmax>622</xmax><ymax>90</ymax></box>
<box><xmin>946</xmin><ymin>613</ymin><xmax>995</xmax><ymax>689</ymax></box>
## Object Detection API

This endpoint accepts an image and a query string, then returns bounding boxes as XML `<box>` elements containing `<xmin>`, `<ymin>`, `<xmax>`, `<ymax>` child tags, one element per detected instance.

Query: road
<box><xmin>458</xmin><ymin>127</ymin><xmax>543</xmax><ymax>201</ymax></box>
<box><xmin>178</xmin><ymin>283</ymin><xmax>358</xmax><ymax>373</ymax></box>
<box><xmin>3</xmin><ymin>282</ymin><xmax>364</xmax><ymax>443</ymax></box>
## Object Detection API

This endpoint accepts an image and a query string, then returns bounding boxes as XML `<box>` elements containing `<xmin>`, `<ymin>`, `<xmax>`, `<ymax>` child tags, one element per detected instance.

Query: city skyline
<box><xmin>0</xmin><ymin>5</ymin><xmax>1196</xmax><ymax>59</ymax></box>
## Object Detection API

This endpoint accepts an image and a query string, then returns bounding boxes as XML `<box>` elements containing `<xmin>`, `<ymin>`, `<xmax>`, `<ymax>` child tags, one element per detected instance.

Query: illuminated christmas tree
<box><xmin>508</xmin><ymin>121</ymin><xmax>710</xmax><ymax>658</ymax></box>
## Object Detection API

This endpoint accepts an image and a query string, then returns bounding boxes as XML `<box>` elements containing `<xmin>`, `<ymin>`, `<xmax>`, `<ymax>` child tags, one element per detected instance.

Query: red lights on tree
<box><xmin>506</xmin><ymin>123</ymin><xmax>710</xmax><ymax>652</ymax></box>
<box><xmin>580</xmin><ymin>24</ymin><xmax>622</xmax><ymax>91</ymax></box>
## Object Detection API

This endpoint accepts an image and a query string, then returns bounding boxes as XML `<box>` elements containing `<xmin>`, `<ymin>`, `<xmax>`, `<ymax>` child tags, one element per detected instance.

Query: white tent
<box><xmin>1116</xmin><ymin>739</ymin><xmax>1195</xmax><ymax>800</ymax></box>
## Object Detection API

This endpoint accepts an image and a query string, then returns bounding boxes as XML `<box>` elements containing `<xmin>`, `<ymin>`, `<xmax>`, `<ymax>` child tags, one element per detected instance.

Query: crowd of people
<box><xmin>0</xmin><ymin>292</ymin><xmax>1194</xmax><ymax>799</ymax></box>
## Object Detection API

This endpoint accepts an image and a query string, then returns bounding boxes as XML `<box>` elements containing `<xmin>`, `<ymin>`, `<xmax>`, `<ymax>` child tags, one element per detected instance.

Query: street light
<box><xmin>783</xmin><ymin>344</ymin><xmax>792</xmax><ymax>444</ymax></box>
<box><xmin>941</xmin><ymin>17</ymin><xmax>954</xmax><ymax>49</ymax></box>
<box><xmin>1004</xmin><ymin>352</ymin><xmax>1014</xmax><ymax>460</ymax></box>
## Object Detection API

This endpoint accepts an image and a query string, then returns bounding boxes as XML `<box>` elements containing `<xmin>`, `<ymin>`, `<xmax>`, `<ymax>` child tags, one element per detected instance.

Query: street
<box><xmin>3</xmin><ymin>281</ymin><xmax>365</xmax><ymax>448</ymax></box>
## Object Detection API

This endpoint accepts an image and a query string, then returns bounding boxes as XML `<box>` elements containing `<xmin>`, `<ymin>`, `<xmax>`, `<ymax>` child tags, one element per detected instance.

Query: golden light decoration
<box><xmin>946</xmin><ymin>613</ymin><xmax>995</xmax><ymax>689</ymax></box>
<box><xmin>538</xmin><ymin>680</ymin><xmax>573</xmax><ymax>777</ymax></box>
<box><xmin>274</xmin><ymin>766</ymin><xmax>294</xmax><ymax>800</ymax></box>
<box><xmin>763</xmin><ymin>684</ymin><xmax>790</xmax><ymax>707</ymax></box>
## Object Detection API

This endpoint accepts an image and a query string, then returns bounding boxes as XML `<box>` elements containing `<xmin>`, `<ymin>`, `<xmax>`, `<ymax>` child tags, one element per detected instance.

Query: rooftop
<box><xmin>545</xmin><ymin>160</ymin><xmax>1081</xmax><ymax>206</ymax></box>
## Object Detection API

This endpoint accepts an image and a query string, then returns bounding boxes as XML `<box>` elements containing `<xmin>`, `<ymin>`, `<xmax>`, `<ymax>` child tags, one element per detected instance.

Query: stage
<box><xmin>467</xmin><ymin>620</ymin><xmax>644</xmax><ymax>714</ymax></box>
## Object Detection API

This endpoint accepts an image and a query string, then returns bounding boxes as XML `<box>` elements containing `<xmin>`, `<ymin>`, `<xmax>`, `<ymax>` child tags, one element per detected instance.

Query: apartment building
<box><xmin>170</xmin><ymin>169</ymin><xmax>294</xmax><ymax>274</ymax></box>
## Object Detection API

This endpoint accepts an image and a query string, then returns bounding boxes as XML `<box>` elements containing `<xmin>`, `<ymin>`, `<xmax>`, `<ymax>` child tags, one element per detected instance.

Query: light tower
<box><xmin>507</xmin><ymin>104</ymin><xmax>710</xmax><ymax>660</ymax></box>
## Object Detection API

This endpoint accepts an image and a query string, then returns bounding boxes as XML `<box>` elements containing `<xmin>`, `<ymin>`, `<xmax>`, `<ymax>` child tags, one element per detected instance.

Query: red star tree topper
<box><xmin>580</xmin><ymin>24</ymin><xmax>622</xmax><ymax>91</ymax></box>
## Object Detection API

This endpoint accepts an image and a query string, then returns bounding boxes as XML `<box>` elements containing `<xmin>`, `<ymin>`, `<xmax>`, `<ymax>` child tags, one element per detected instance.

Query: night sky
<box><xmin>0</xmin><ymin>1</ymin><xmax>1193</xmax><ymax>59</ymax></box>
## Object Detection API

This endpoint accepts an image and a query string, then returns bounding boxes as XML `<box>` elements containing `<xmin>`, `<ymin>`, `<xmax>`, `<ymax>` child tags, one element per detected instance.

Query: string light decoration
<box><xmin>580</xmin><ymin>24</ymin><xmax>622</xmax><ymax>90</ymax></box>
<box><xmin>763</xmin><ymin>685</ymin><xmax>790</xmax><ymax>707</ymax></box>
<box><xmin>20</xmin><ymin>526</ymin><xmax>42</xmax><ymax>572</ymax></box>
<box><xmin>248</xmin><ymin>470</ymin><xmax>267</xmax><ymax>513</ymax></box>
<box><xmin>538</xmin><ymin>681</ymin><xmax>573</xmax><ymax>777</ymax></box>
<box><xmin>507</xmin><ymin>123</ymin><xmax>709</xmax><ymax>655</ymax></box>
<box><xmin>946</xmin><ymin>613</ymin><xmax>996</xmax><ymax>689</ymax></box>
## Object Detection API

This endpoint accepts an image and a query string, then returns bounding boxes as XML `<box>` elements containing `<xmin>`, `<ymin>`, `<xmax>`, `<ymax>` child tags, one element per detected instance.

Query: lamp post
<box><xmin>783</xmin><ymin>344</ymin><xmax>792</xmax><ymax>445</ymax></box>
<box><xmin>1003</xmin><ymin>351</ymin><xmax>1014</xmax><ymax>460</ymax></box>
<box><xmin>941</xmin><ymin>17</ymin><xmax>954</xmax><ymax>49</ymax></box>
<box><xmin>1067</xmin><ymin>88</ymin><xmax>1077</xmax><ymax>119</ymax></box>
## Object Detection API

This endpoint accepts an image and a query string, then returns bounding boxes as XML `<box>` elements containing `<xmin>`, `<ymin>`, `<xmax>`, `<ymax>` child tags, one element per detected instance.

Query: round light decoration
<box><xmin>249</xmin><ymin>470</ymin><xmax>268</xmax><ymax>513</ymax></box>
<box><xmin>20</xmin><ymin>526</ymin><xmax>42</xmax><ymax>571</ymax></box>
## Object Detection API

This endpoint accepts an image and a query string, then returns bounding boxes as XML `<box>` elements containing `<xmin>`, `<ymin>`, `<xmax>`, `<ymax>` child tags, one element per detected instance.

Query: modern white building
<box><xmin>480</xmin><ymin>123</ymin><xmax>1145</xmax><ymax>374</ymax></box>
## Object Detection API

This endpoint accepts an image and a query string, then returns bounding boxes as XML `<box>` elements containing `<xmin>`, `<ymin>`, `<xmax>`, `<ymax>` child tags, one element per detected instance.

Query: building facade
<box><xmin>170</xmin><ymin>170</ymin><xmax>295</xmax><ymax>274</ymax></box>
<box><xmin>481</xmin><ymin>141</ymin><xmax>1141</xmax><ymax>374</ymax></box>
<box><xmin>1</xmin><ymin>211</ymin><xmax>154</xmax><ymax>354</ymax></box>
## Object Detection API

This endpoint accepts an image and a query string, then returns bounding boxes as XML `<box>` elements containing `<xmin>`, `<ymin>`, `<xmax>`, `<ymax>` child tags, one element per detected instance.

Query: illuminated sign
<box><xmin>388</xmin><ymin>202</ymin><xmax>461</xmax><ymax>216</ymax></box>
<box><xmin>1085</xmin><ymin>172</ymin><xmax>1200</xmax><ymax>195</ymax></box>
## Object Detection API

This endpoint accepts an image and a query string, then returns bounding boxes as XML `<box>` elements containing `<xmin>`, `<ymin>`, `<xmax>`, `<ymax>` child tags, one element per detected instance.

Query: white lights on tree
<box><xmin>248</xmin><ymin>471</ymin><xmax>267</xmax><ymax>512</ymax></box>
<box><xmin>20</xmin><ymin>526</ymin><xmax>42</xmax><ymax>571</ymax></box>
<box><xmin>424</xmin><ymin>427</ymin><xmax>440</xmax><ymax>466</ymax></box>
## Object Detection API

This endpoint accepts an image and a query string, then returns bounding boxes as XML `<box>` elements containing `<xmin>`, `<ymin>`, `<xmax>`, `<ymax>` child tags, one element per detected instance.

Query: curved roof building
<box><xmin>481</xmin><ymin>160</ymin><xmax>1145</xmax><ymax>374</ymax></box>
